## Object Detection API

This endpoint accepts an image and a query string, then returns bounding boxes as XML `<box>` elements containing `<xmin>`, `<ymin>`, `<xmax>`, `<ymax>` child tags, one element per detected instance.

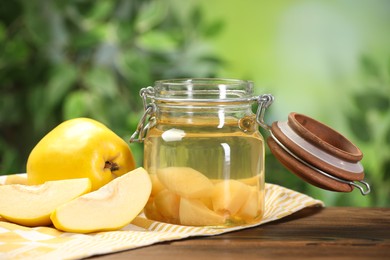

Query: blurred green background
<box><xmin>1</xmin><ymin>0</ymin><xmax>389</xmax><ymax>207</ymax></box>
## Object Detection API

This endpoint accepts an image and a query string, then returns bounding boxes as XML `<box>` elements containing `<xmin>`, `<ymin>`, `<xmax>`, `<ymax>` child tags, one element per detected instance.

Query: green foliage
<box><xmin>0</xmin><ymin>0</ymin><xmax>223</xmax><ymax>174</ymax></box>
<box><xmin>345</xmin><ymin>56</ymin><xmax>390</xmax><ymax>206</ymax></box>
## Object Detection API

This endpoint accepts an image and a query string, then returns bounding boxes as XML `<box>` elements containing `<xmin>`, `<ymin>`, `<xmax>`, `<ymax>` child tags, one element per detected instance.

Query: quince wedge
<box><xmin>144</xmin><ymin>198</ymin><xmax>165</xmax><ymax>223</ymax></box>
<box><xmin>154</xmin><ymin>189</ymin><xmax>180</xmax><ymax>223</ymax></box>
<box><xmin>50</xmin><ymin>167</ymin><xmax>152</xmax><ymax>233</ymax></box>
<box><xmin>236</xmin><ymin>186</ymin><xmax>261</xmax><ymax>221</ymax></box>
<box><xmin>212</xmin><ymin>180</ymin><xmax>251</xmax><ymax>215</ymax></box>
<box><xmin>0</xmin><ymin>178</ymin><xmax>91</xmax><ymax>226</ymax></box>
<box><xmin>156</xmin><ymin>167</ymin><xmax>214</xmax><ymax>199</ymax></box>
<box><xmin>179</xmin><ymin>198</ymin><xmax>225</xmax><ymax>226</ymax></box>
<box><xmin>149</xmin><ymin>173</ymin><xmax>166</xmax><ymax>196</ymax></box>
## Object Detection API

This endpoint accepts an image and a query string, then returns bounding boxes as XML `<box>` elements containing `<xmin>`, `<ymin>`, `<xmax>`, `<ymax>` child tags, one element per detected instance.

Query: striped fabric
<box><xmin>0</xmin><ymin>174</ymin><xmax>323</xmax><ymax>259</ymax></box>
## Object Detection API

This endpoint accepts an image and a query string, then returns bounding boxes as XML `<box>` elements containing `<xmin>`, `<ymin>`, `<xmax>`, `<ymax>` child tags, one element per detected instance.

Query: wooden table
<box><xmin>91</xmin><ymin>207</ymin><xmax>390</xmax><ymax>259</ymax></box>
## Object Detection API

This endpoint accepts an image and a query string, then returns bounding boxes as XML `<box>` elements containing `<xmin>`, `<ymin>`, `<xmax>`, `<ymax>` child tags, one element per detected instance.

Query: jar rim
<box><xmin>155</xmin><ymin>78</ymin><xmax>253</xmax><ymax>86</ymax></box>
<box><xmin>152</xmin><ymin>78</ymin><xmax>256</xmax><ymax>103</ymax></box>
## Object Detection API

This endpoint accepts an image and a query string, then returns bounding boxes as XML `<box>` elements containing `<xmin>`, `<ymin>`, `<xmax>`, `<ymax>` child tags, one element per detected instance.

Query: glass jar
<box><xmin>131</xmin><ymin>78</ymin><xmax>274</xmax><ymax>227</ymax></box>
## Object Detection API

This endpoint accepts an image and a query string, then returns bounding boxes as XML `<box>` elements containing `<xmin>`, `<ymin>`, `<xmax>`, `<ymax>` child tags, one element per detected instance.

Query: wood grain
<box><xmin>89</xmin><ymin>207</ymin><xmax>390</xmax><ymax>259</ymax></box>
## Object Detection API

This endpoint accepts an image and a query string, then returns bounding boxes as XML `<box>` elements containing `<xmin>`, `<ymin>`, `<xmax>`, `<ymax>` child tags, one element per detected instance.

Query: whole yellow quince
<box><xmin>27</xmin><ymin>118</ymin><xmax>135</xmax><ymax>191</ymax></box>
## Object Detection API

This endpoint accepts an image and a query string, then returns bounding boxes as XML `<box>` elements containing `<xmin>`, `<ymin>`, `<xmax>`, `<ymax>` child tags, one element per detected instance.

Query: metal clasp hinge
<box><xmin>255</xmin><ymin>94</ymin><xmax>274</xmax><ymax>131</ymax></box>
<box><xmin>129</xmin><ymin>87</ymin><xmax>156</xmax><ymax>143</ymax></box>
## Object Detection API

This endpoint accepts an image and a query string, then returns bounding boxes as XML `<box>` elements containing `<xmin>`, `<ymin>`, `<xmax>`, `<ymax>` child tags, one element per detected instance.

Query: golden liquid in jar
<box><xmin>143</xmin><ymin>120</ymin><xmax>265</xmax><ymax>227</ymax></box>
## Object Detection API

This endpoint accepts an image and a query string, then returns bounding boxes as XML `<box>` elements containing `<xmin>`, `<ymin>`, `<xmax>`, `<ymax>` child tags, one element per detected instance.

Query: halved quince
<box><xmin>0</xmin><ymin>178</ymin><xmax>91</xmax><ymax>226</ymax></box>
<box><xmin>179</xmin><ymin>198</ymin><xmax>225</xmax><ymax>226</ymax></box>
<box><xmin>51</xmin><ymin>167</ymin><xmax>151</xmax><ymax>233</ymax></box>
<box><xmin>157</xmin><ymin>167</ymin><xmax>214</xmax><ymax>199</ymax></box>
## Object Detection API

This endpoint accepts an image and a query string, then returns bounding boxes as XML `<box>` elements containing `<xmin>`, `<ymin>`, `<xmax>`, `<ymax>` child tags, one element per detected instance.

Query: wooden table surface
<box><xmin>91</xmin><ymin>207</ymin><xmax>390</xmax><ymax>259</ymax></box>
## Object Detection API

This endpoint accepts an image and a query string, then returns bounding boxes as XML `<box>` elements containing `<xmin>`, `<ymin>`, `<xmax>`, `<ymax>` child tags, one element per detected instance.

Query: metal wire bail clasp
<box><xmin>255</xmin><ymin>94</ymin><xmax>274</xmax><ymax>131</ymax></box>
<box><xmin>129</xmin><ymin>87</ymin><xmax>156</xmax><ymax>143</ymax></box>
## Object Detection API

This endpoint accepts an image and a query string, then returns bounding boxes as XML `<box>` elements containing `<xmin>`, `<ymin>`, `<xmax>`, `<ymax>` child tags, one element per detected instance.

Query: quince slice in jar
<box><xmin>154</xmin><ymin>189</ymin><xmax>180</xmax><ymax>223</ymax></box>
<box><xmin>199</xmin><ymin>196</ymin><xmax>213</xmax><ymax>210</ymax></box>
<box><xmin>156</xmin><ymin>167</ymin><xmax>214</xmax><ymax>199</ymax></box>
<box><xmin>238</xmin><ymin>175</ymin><xmax>260</xmax><ymax>186</ymax></box>
<box><xmin>144</xmin><ymin>198</ymin><xmax>165</xmax><ymax>222</ymax></box>
<box><xmin>236</xmin><ymin>186</ymin><xmax>261</xmax><ymax>221</ymax></box>
<box><xmin>149</xmin><ymin>172</ymin><xmax>166</xmax><ymax>196</ymax></box>
<box><xmin>180</xmin><ymin>198</ymin><xmax>225</xmax><ymax>226</ymax></box>
<box><xmin>211</xmin><ymin>180</ymin><xmax>251</xmax><ymax>216</ymax></box>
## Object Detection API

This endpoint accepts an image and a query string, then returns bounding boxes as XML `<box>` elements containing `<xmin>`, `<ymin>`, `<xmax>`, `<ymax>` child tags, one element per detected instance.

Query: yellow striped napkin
<box><xmin>0</xmin><ymin>174</ymin><xmax>323</xmax><ymax>260</ymax></box>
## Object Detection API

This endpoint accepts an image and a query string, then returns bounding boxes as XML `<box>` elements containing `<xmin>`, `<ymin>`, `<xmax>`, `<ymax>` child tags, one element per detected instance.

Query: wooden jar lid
<box><xmin>267</xmin><ymin>112</ymin><xmax>369</xmax><ymax>193</ymax></box>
